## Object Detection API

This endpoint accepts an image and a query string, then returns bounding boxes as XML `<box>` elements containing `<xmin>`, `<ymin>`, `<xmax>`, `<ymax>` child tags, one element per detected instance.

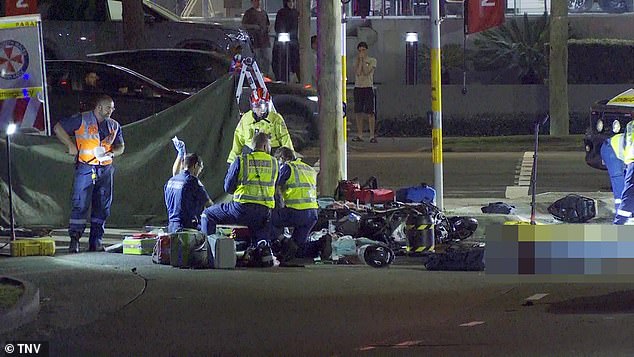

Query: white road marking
<box><xmin>357</xmin><ymin>346</ymin><xmax>376</xmax><ymax>351</ymax></box>
<box><xmin>460</xmin><ymin>321</ymin><xmax>485</xmax><ymax>327</ymax></box>
<box><xmin>394</xmin><ymin>340</ymin><xmax>423</xmax><ymax>347</ymax></box>
<box><xmin>525</xmin><ymin>293</ymin><xmax>549</xmax><ymax>301</ymax></box>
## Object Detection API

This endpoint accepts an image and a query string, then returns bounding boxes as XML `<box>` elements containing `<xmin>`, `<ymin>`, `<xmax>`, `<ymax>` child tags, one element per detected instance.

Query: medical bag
<box><xmin>396</xmin><ymin>183</ymin><xmax>436</xmax><ymax>204</ymax></box>
<box><xmin>353</xmin><ymin>176</ymin><xmax>394</xmax><ymax>204</ymax></box>
<box><xmin>169</xmin><ymin>229</ymin><xmax>209</xmax><ymax>269</ymax></box>
<box><xmin>335</xmin><ymin>179</ymin><xmax>361</xmax><ymax>201</ymax></box>
<box><xmin>206</xmin><ymin>234</ymin><xmax>237</xmax><ymax>269</ymax></box>
<box><xmin>152</xmin><ymin>234</ymin><xmax>171</xmax><ymax>265</ymax></box>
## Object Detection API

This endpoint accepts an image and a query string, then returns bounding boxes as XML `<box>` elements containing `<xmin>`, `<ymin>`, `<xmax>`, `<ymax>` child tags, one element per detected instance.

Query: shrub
<box><xmin>376</xmin><ymin>112</ymin><xmax>589</xmax><ymax>137</ymax></box>
<box><xmin>568</xmin><ymin>39</ymin><xmax>634</xmax><ymax>84</ymax></box>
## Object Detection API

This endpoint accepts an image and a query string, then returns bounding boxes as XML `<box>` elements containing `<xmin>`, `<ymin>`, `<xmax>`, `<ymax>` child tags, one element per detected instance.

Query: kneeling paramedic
<box><xmin>227</xmin><ymin>88</ymin><xmax>294</xmax><ymax>164</ymax></box>
<box><xmin>600</xmin><ymin>133</ymin><xmax>626</xmax><ymax>214</ymax></box>
<box><xmin>164</xmin><ymin>138</ymin><xmax>213</xmax><ymax>233</ymax></box>
<box><xmin>271</xmin><ymin>147</ymin><xmax>329</xmax><ymax>261</ymax></box>
<box><xmin>53</xmin><ymin>95</ymin><xmax>124</xmax><ymax>253</ymax></box>
<box><xmin>615</xmin><ymin>122</ymin><xmax>634</xmax><ymax>224</ymax></box>
<box><xmin>202</xmin><ymin>132</ymin><xmax>278</xmax><ymax>243</ymax></box>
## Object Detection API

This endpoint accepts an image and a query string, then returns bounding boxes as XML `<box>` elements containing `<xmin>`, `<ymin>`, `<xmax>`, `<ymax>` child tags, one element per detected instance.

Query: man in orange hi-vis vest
<box><xmin>53</xmin><ymin>95</ymin><xmax>125</xmax><ymax>253</ymax></box>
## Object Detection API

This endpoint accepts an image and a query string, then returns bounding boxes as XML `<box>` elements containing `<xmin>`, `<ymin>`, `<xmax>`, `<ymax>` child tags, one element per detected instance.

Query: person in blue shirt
<box><xmin>164</xmin><ymin>147</ymin><xmax>213</xmax><ymax>233</ymax></box>
<box><xmin>53</xmin><ymin>95</ymin><xmax>124</xmax><ymax>253</ymax></box>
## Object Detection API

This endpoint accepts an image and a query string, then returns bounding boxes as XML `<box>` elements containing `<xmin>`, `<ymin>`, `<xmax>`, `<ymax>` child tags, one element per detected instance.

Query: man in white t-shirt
<box><xmin>352</xmin><ymin>41</ymin><xmax>378</xmax><ymax>143</ymax></box>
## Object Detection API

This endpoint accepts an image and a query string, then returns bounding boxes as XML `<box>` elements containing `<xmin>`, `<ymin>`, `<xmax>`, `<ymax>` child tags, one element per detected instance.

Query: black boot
<box><xmin>318</xmin><ymin>234</ymin><xmax>333</xmax><ymax>260</ymax></box>
<box><xmin>69</xmin><ymin>235</ymin><xmax>80</xmax><ymax>253</ymax></box>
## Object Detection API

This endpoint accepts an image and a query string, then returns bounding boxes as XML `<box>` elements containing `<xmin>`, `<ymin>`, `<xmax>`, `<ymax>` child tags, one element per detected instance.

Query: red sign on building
<box><xmin>465</xmin><ymin>0</ymin><xmax>505</xmax><ymax>35</ymax></box>
<box><xmin>6</xmin><ymin>0</ymin><xmax>39</xmax><ymax>16</ymax></box>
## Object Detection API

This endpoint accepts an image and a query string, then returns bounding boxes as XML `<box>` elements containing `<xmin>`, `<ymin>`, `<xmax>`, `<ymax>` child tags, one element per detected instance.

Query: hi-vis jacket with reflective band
<box><xmin>233</xmin><ymin>151</ymin><xmax>279</xmax><ymax>208</ymax></box>
<box><xmin>625</xmin><ymin>121</ymin><xmax>634</xmax><ymax>164</ymax></box>
<box><xmin>610</xmin><ymin>133</ymin><xmax>626</xmax><ymax>161</ymax></box>
<box><xmin>281</xmin><ymin>159</ymin><xmax>318</xmax><ymax>210</ymax></box>
<box><xmin>75</xmin><ymin>111</ymin><xmax>120</xmax><ymax>165</ymax></box>
<box><xmin>227</xmin><ymin>111</ymin><xmax>294</xmax><ymax>163</ymax></box>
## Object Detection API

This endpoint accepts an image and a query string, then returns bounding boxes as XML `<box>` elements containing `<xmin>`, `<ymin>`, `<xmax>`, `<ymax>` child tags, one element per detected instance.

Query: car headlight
<box><xmin>596</xmin><ymin>119</ymin><xmax>604</xmax><ymax>132</ymax></box>
<box><xmin>612</xmin><ymin>120</ymin><xmax>621</xmax><ymax>133</ymax></box>
<box><xmin>307</xmin><ymin>96</ymin><xmax>318</xmax><ymax>102</ymax></box>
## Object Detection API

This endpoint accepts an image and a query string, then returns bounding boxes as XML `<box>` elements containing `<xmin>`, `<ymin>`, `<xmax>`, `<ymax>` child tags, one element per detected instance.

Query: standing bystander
<box><xmin>242</xmin><ymin>0</ymin><xmax>273</xmax><ymax>76</ymax></box>
<box><xmin>273</xmin><ymin>0</ymin><xmax>299</xmax><ymax>82</ymax></box>
<box><xmin>352</xmin><ymin>42</ymin><xmax>377</xmax><ymax>143</ymax></box>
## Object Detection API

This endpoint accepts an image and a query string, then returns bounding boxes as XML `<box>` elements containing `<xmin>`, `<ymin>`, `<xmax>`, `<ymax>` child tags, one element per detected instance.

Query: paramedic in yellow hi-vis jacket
<box><xmin>271</xmin><ymin>147</ymin><xmax>330</xmax><ymax>263</ymax></box>
<box><xmin>202</xmin><ymin>132</ymin><xmax>278</xmax><ymax>243</ymax></box>
<box><xmin>615</xmin><ymin>121</ymin><xmax>634</xmax><ymax>224</ymax></box>
<box><xmin>227</xmin><ymin>88</ymin><xmax>294</xmax><ymax>164</ymax></box>
<box><xmin>600</xmin><ymin>133</ymin><xmax>626</xmax><ymax>213</ymax></box>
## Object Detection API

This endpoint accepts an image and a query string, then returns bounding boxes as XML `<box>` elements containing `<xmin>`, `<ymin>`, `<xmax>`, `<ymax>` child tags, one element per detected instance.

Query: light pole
<box><xmin>278</xmin><ymin>32</ymin><xmax>290</xmax><ymax>82</ymax></box>
<box><xmin>5</xmin><ymin>123</ymin><xmax>17</xmax><ymax>241</ymax></box>
<box><xmin>405</xmin><ymin>32</ymin><xmax>418</xmax><ymax>85</ymax></box>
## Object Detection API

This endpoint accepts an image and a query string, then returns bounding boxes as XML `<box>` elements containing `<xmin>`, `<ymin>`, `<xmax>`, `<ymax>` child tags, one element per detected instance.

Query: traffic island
<box><xmin>0</xmin><ymin>277</ymin><xmax>40</xmax><ymax>334</ymax></box>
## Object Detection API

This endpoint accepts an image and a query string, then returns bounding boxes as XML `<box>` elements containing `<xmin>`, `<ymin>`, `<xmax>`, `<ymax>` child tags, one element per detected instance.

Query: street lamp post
<box><xmin>278</xmin><ymin>32</ymin><xmax>290</xmax><ymax>82</ymax></box>
<box><xmin>405</xmin><ymin>32</ymin><xmax>418</xmax><ymax>85</ymax></box>
<box><xmin>5</xmin><ymin>123</ymin><xmax>17</xmax><ymax>241</ymax></box>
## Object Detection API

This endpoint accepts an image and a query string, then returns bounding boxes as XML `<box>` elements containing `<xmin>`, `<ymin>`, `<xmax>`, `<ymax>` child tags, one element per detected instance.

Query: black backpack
<box><xmin>481</xmin><ymin>202</ymin><xmax>515</xmax><ymax>214</ymax></box>
<box><xmin>547</xmin><ymin>194</ymin><xmax>596</xmax><ymax>223</ymax></box>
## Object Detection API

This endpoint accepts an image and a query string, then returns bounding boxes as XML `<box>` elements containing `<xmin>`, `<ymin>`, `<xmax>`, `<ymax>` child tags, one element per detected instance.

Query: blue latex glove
<box><xmin>172</xmin><ymin>136</ymin><xmax>186</xmax><ymax>157</ymax></box>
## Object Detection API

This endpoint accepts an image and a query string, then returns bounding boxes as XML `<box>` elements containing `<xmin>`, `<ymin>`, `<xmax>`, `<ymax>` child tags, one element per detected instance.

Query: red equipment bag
<box><xmin>335</xmin><ymin>179</ymin><xmax>361</xmax><ymax>201</ymax></box>
<box><xmin>353</xmin><ymin>188</ymin><xmax>395</xmax><ymax>204</ymax></box>
<box><xmin>152</xmin><ymin>234</ymin><xmax>171</xmax><ymax>265</ymax></box>
<box><xmin>353</xmin><ymin>176</ymin><xmax>394</xmax><ymax>204</ymax></box>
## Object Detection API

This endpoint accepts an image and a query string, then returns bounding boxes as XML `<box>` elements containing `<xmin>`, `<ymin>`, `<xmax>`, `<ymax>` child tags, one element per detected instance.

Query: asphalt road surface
<box><xmin>312</xmin><ymin>151</ymin><xmax>608</xmax><ymax>197</ymax></box>
<box><xmin>2</xmin><ymin>254</ymin><xmax>634</xmax><ymax>356</ymax></box>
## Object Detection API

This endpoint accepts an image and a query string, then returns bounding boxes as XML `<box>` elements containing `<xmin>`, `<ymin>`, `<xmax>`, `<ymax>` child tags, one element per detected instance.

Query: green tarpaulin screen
<box><xmin>0</xmin><ymin>75</ymin><xmax>239</xmax><ymax>228</ymax></box>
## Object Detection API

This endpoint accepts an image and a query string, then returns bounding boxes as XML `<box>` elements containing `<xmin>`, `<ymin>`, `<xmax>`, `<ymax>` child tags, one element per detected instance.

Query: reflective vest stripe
<box><xmin>233</xmin><ymin>194</ymin><xmax>276</xmax><ymax>202</ymax></box>
<box><xmin>69</xmin><ymin>218</ymin><xmax>86</xmax><ymax>224</ymax></box>
<box><xmin>284</xmin><ymin>198</ymin><xmax>316</xmax><ymax>204</ymax></box>
<box><xmin>617</xmin><ymin>209</ymin><xmax>632</xmax><ymax>218</ymax></box>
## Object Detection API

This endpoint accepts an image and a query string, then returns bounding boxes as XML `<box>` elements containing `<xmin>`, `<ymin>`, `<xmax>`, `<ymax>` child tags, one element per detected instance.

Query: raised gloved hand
<box><xmin>172</xmin><ymin>136</ymin><xmax>186</xmax><ymax>157</ymax></box>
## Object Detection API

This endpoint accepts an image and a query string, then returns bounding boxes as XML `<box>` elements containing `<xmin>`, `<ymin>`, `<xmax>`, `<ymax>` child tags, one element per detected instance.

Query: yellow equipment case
<box><xmin>10</xmin><ymin>239</ymin><xmax>56</xmax><ymax>257</ymax></box>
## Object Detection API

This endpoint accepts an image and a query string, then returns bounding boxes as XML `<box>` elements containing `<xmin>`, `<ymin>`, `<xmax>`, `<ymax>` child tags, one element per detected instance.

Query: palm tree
<box><xmin>472</xmin><ymin>13</ymin><xmax>549</xmax><ymax>84</ymax></box>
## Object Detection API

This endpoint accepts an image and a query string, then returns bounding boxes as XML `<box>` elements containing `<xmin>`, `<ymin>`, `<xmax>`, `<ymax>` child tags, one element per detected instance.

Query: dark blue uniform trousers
<box><xmin>68</xmin><ymin>163</ymin><xmax>114</xmax><ymax>247</ymax></box>
<box><xmin>271</xmin><ymin>207</ymin><xmax>319</xmax><ymax>258</ymax></box>
<box><xmin>615</xmin><ymin>163</ymin><xmax>634</xmax><ymax>225</ymax></box>
<box><xmin>201</xmin><ymin>201</ymin><xmax>271</xmax><ymax>243</ymax></box>
<box><xmin>600</xmin><ymin>138</ymin><xmax>626</xmax><ymax>212</ymax></box>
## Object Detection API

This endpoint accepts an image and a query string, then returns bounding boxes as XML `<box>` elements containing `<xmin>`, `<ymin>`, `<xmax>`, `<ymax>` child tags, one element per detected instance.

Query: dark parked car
<box><xmin>88</xmin><ymin>48</ymin><xmax>319</xmax><ymax>148</ymax></box>
<box><xmin>27</xmin><ymin>0</ymin><xmax>252</xmax><ymax>60</ymax></box>
<box><xmin>584</xmin><ymin>89</ymin><xmax>634</xmax><ymax>170</ymax></box>
<box><xmin>46</xmin><ymin>60</ymin><xmax>189</xmax><ymax>126</ymax></box>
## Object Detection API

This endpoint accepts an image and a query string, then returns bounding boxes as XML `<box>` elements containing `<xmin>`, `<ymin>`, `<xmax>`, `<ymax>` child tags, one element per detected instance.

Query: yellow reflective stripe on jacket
<box><xmin>625</xmin><ymin>122</ymin><xmax>634</xmax><ymax>164</ymax></box>
<box><xmin>233</xmin><ymin>151</ymin><xmax>278</xmax><ymax>208</ymax></box>
<box><xmin>75</xmin><ymin>112</ymin><xmax>120</xmax><ymax>165</ymax></box>
<box><xmin>282</xmin><ymin>159</ymin><xmax>318</xmax><ymax>210</ymax></box>
<box><xmin>610</xmin><ymin>133</ymin><xmax>626</xmax><ymax>161</ymax></box>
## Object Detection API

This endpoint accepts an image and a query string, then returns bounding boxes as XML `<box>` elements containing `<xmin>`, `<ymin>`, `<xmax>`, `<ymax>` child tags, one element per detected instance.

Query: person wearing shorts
<box><xmin>352</xmin><ymin>41</ymin><xmax>377</xmax><ymax>143</ymax></box>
